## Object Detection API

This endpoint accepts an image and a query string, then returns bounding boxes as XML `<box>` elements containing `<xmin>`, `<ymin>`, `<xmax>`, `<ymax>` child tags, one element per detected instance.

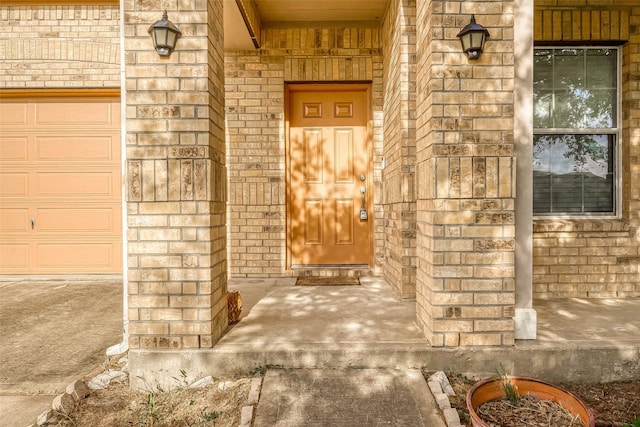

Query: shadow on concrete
<box><xmin>534</xmin><ymin>297</ymin><xmax>640</xmax><ymax>346</ymax></box>
<box><xmin>0</xmin><ymin>277</ymin><xmax>122</xmax><ymax>426</ymax></box>
<box><xmin>253</xmin><ymin>368</ymin><xmax>446</xmax><ymax>427</ymax></box>
<box><xmin>205</xmin><ymin>277</ymin><xmax>640</xmax><ymax>385</ymax></box>
<box><xmin>224</xmin><ymin>277</ymin><xmax>426</xmax><ymax>348</ymax></box>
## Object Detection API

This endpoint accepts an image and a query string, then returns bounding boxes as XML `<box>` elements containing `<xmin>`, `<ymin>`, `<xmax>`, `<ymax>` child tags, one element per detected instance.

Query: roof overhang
<box><xmin>224</xmin><ymin>0</ymin><xmax>389</xmax><ymax>50</ymax></box>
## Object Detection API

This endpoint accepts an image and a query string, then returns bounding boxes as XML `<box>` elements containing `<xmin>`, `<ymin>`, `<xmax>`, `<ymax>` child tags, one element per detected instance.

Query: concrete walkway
<box><xmin>254</xmin><ymin>368</ymin><xmax>446</xmax><ymax>427</ymax></box>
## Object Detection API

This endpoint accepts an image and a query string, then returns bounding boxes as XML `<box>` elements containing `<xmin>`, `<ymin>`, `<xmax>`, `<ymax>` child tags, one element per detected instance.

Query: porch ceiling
<box><xmin>224</xmin><ymin>0</ymin><xmax>389</xmax><ymax>50</ymax></box>
<box><xmin>252</xmin><ymin>0</ymin><xmax>389</xmax><ymax>24</ymax></box>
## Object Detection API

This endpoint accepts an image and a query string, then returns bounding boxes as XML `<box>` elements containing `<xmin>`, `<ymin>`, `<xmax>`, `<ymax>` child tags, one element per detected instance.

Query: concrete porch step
<box><xmin>128</xmin><ymin>278</ymin><xmax>640</xmax><ymax>388</ymax></box>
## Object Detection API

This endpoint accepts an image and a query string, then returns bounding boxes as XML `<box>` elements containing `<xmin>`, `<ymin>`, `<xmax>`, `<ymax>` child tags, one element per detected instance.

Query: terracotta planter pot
<box><xmin>466</xmin><ymin>376</ymin><xmax>595</xmax><ymax>427</ymax></box>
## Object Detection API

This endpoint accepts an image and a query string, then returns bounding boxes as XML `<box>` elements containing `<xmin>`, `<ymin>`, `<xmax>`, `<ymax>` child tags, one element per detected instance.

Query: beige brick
<box><xmin>460</xmin><ymin>226</ymin><xmax>508</xmax><ymax>238</ymax></box>
<box><xmin>434</xmin><ymin>239</ymin><xmax>474</xmax><ymax>251</ymax></box>
<box><xmin>138</xmin><ymin>202</ymin><xmax>182</xmax><ymax>214</ymax></box>
<box><xmin>128</xmin><ymin>296</ymin><xmax>169</xmax><ymax>308</ymax></box>
<box><xmin>502</xmin><ymin>332</ymin><xmax>515</xmax><ymax>346</ymax></box>
<box><xmin>128</xmin><ymin>216</ymin><xmax>169</xmax><ymax>227</ymax></box>
<box><xmin>431</xmin><ymin>293</ymin><xmax>474</xmax><ymax>306</ymax></box>
<box><xmin>474</xmin><ymin>265</ymin><xmax>514</xmax><ymax>278</ymax></box>
<box><xmin>474</xmin><ymin>293</ymin><xmax>515</xmax><ymax>305</ymax></box>
<box><xmin>169</xmin><ymin>295</ymin><xmax>212</xmax><ymax>308</ymax></box>
<box><xmin>129</xmin><ymin>322</ymin><xmax>169</xmax><ymax>335</ymax></box>
<box><xmin>183</xmin><ymin>309</ymin><xmax>198</xmax><ymax>321</ymax></box>
<box><xmin>170</xmin><ymin>322</ymin><xmax>212</xmax><ymax>335</ymax></box>
<box><xmin>128</xmin><ymin>269</ymin><xmax>169</xmax><ymax>282</ymax></box>
<box><xmin>461</xmin><ymin>306</ymin><xmax>502</xmax><ymax>318</ymax></box>
<box><xmin>140</xmin><ymin>256</ymin><xmax>182</xmax><ymax>268</ymax></box>
<box><xmin>433</xmin><ymin>319</ymin><xmax>473</xmax><ymax>333</ymax></box>
<box><xmin>149</xmin><ymin>309</ymin><xmax>183</xmax><ymax>321</ymax></box>
<box><xmin>182</xmin><ymin>336</ymin><xmax>200</xmax><ymax>348</ymax></box>
<box><xmin>182</xmin><ymin>282</ymin><xmax>197</xmax><ymax>294</ymax></box>
<box><xmin>460</xmin><ymin>333</ymin><xmax>502</xmax><ymax>346</ymax></box>
<box><xmin>474</xmin><ymin>319</ymin><xmax>514</xmax><ymax>332</ymax></box>
<box><xmin>127</xmin><ymin>242</ymin><xmax>169</xmax><ymax>255</ymax></box>
<box><xmin>461</xmin><ymin>279</ymin><xmax>504</xmax><ymax>292</ymax></box>
<box><xmin>434</xmin><ymin>266</ymin><xmax>474</xmax><ymax>278</ymax></box>
<box><xmin>169</xmin><ymin>268</ymin><xmax>212</xmax><ymax>281</ymax></box>
<box><xmin>199</xmin><ymin>335</ymin><xmax>214</xmax><ymax>348</ymax></box>
<box><xmin>443</xmin><ymin>333</ymin><xmax>460</xmax><ymax>346</ymax></box>
<box><xmin>140</xmin><ymin>282</ymin><xmax>182</xmax><ymax>294</ymax></box>
<box><xmin>169</xmin><ymin>242</ymin><xmax>212</xmax><ymax>255</ymax></box>
<box><xmin>139</xmin><ymin>229</ymin><xmax>181</xmax><ymax>241</ymax></box>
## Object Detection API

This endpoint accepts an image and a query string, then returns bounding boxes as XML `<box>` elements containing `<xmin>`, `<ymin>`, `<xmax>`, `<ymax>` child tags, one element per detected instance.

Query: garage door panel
<box><xmin>36</xmin><ymin>242</ymin><xmax>121</xmax><ymax>270</ymax></box>
<box><xmin>0</xmin><ymin>173</ymin><xmax>29</xmax><ymax>198</ymax></box>
<box><xmin>0</xmin><ymin>244</ymin><xmax>30</xmax><ymax>269</ymax></box>
<box><xmin>0</xmin><ymin>208</ymin><xmax>31</xmax><ymax>233</ymax></box>
<box><xmin>0</xmin><ymin>102</ymin><xmax>29</xmax><ymax>127</ymax></box>
<box><xmin>35</xmin><ymin>135</ymin><xmax>120</xmax><ymax>162</ymax></box>
<box><xmin>0</xmin><ymin>136</ymin><xmax>29</xmax><ymax>161</ymax></box>
<box><xmin>36</xmin><ymin>171</ymin><xmax>119</xmax><ymax>199</ymax></box>
<box><xmin>36</xmin><ymin>206</ymin><xmax>121</xmax><ymax>234</ymax></box>
<box><xmin>34</xmin><ymin>101</ymin><xmax>117</xmax><ymax>128</ymax></box>
<box><xmin>0</xmin><ymin>95</ymin><xmax>122</xmax><ymax>274</ymax></box>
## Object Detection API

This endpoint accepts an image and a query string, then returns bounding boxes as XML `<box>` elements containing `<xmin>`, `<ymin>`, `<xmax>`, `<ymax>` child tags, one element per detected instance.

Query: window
<box><xmin>533</xmin><ymin>47</ymin><xmax>619</xmax><ymax>215</ymax></box>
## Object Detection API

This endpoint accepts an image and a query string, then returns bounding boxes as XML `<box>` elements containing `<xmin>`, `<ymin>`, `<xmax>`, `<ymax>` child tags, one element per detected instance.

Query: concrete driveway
<box><xmin>0</xmin><ymin>277</ymin><xmax>123</xmax><ymax>427</ymax></box>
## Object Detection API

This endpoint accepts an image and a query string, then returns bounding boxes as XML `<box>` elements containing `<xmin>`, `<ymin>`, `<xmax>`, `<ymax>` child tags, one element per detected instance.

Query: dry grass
<box><xmin>54</xmin><ymin>379</ymin><xmax>251</xmax><ymax>427</ymax></box>
<box><xmin>52</xmin><ymin>358</ymin><xmax>254</xmax><ymax>427</ymax></box>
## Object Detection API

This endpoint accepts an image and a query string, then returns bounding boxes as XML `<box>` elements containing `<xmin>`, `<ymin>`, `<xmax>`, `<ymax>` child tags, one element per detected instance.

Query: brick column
<box><xmin>381</xmin><ymin>0</ymin><xmax>418</xmax><ymax>299</ymax></box>
<box><xmin>415</xmin><ymin>0</ymin><xmax>516</xmax><ymax>346</ymax></box>
<box><xmin>124</xmin><ymin>1</ymin><xmax>227</xmax><ymax>385</ymax></box>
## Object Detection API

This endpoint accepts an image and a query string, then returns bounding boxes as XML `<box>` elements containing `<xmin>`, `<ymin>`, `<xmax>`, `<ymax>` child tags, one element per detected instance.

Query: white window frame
<box><xmin>532</xmin><ymin>46</ymin><xmax>622</xmax><ymax>219</ymax></box>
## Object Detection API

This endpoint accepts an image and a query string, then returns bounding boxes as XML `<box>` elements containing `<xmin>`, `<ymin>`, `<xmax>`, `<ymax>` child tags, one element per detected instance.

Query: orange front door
<box><xmin>288</xmin><ymin>84</ymin><xmax>372</xmax><ymax>266</ymax></box>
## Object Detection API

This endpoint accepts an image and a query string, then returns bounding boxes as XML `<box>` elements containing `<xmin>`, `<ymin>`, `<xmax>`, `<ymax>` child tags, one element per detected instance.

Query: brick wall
<box><xmin>124</xmin><ymin>1</ymin><xmax>228</xmax><ymax>351</ymax></box>
<box><xmin>225</xmin><ymin>27</ymin><xmax>385</xmax><ymax>278</ymax></box>
<box><xmin>0</xmin><ymin>4</ymin><xmax>120</xmax><ymax>88</ymax></box>
<box><xmin>532</xmin><ymin>0</ymin><xmax>640</xmax><ymax>298</ymax></box>
<box><xmin>381</xmin><ymin>0</ymin><xmax>418</xmax><ymax>299</ymax></box>
<box><xmin>415</xmin><ymin>0</ymin><xmax>517</xmax><ymax>346</ymax></box>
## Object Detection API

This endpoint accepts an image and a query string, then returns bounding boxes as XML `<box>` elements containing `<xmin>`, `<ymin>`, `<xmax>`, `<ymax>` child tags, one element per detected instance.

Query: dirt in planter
<box><xmin>476</xmin><ymin>394</ymin><xmax>585</xmax><ymax>426</ymax></box>
<box><xmin>427</xmin><ymin>372</ymin><xmax>640</xmax><ymax>427</ymax></box>
<box><xmin>564</xmin><ymin>382</ymin><xmax>640</xmax><ymax>427</ymax></box>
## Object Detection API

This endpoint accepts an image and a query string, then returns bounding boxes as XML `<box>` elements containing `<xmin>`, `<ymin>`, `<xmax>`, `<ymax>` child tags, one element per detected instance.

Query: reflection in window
<box><xmin>533</xmin><ymin>47</ymin><xmax>618</xmax><ymax>215</ymax></box>
<box><xmin>533</xmin><ymin>135</ymin><xmax>614</xmax><ymax>213</ymax></box>
<box><xmin>534</xmin><ymin>48</ymin><xmax>616</xmax><ymax>129</ymax></box>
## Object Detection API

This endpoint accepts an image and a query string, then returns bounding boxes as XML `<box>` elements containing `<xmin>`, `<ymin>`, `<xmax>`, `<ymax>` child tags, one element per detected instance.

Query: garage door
<box><xmin>0</xmin><ymin>95</ymin><xmax>122</xmax><ymax>274</ymax></box>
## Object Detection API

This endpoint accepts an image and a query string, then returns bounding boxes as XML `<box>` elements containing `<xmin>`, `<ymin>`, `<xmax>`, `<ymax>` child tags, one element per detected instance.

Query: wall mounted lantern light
<box><xmin>456</xmin><ymin>15</ymin><xmax>490</xmax><ymax>59</ymax></box>
<box><xmin>148</xmin><ymin>10</ymin><xmax>181</xmax><ymax>57</ymax></box>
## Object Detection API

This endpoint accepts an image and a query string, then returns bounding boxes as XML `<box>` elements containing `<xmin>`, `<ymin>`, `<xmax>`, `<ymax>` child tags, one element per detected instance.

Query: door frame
<box><xmin>284</xmin><ymin>82</ymin><xmax>374</xmax><ymax>269</ymax></box>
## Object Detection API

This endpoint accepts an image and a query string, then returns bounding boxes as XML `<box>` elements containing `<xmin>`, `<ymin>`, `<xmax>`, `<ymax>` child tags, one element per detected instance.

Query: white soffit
<box><xmin>224</xmin><ymin>0</ymin><xmax>256</xmax><ymax>50</ymax></box>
